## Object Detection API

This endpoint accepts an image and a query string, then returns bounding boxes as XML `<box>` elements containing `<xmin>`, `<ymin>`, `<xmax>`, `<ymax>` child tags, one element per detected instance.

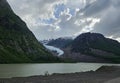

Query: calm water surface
<box><xmin>0</xmin><ymin>63</ymin><xmax>120</xmax><ymax>78</ymax></box>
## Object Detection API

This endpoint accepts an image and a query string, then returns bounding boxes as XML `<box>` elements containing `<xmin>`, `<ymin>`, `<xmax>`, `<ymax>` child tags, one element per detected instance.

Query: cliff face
<box><xmin>0</xmin><ymin>0</ymin><xmax>60</xmax><ymax>63</ymax></box>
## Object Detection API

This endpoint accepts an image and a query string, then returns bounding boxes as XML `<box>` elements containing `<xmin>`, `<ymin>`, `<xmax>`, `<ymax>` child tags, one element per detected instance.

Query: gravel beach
<box><xmin>0</xmin><ymin>66</ymin><xmax>120</xmax><ymax>83</ymax></box>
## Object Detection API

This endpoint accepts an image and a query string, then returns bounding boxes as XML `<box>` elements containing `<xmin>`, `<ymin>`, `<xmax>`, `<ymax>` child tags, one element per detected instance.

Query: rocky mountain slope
<box><xmin>0</xmin><ymin>0</ymin><xmax>60</xmax><ymax>63</ymax></box>
<box><xmin>62</xmin><ymin>32</ymin><xmax>120</xmax><ymax>63</ymax></box>
<box><xmin>47</xmin><ymin>37</ymin><xmax>73</xmax><ymax>48</ymax></box>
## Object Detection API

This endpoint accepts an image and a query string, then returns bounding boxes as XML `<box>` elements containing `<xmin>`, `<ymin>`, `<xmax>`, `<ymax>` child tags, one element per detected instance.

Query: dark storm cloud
<box><xmin>83</xmin><ymin>0</ymin><xmax>111</xmax><ymax>16</ymax></box>
<box><xmin>83</xmin><ymin>0</ymin><xmax>120</xmax><ymax>40</ymax></box>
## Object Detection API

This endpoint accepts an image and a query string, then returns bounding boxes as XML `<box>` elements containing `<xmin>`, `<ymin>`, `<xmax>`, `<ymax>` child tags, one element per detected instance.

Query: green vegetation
<box><xmin>71</xmin><ymin>32</ymin><xmax>120</xmax><ymax>63</ymax></box>
<box><xmin>0</xmin><ymin>0</ymin><xmax>62</xmax><ymax>63</ymax></box>
<box><xmin>90</xmin><ymin>38</ymin><xmax>120</xmax><ymax>55</ymax></box>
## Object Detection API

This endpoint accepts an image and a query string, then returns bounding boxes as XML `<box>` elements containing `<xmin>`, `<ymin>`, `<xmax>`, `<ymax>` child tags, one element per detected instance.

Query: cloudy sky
<box><xmin>7</xmin><ymin>0</ymin><xmax>120</xmax><ymax>41</ymax></box>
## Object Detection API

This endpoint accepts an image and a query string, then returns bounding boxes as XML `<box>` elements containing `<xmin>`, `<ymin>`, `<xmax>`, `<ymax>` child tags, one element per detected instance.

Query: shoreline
<box><xmin>0</xmin><ymin>66</ymin><xmax>120</xmax><ymax>83</ymax></box>
<box><xmin>0</xmin><ymin>61</ymin><xmax>120</xmax><ymax>64</ymax></box>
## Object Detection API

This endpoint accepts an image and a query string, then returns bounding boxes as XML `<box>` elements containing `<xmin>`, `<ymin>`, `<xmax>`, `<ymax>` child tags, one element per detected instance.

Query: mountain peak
<box><xmin>71</xmin><ymin>32</ymin><xmax>120</xmax><ymax>55</ymax></box>
<box><xmin>0</xmin><ymin>0</ymin><xmax>11</xmax><ymax>9</ymax></box>
<box><xmin>0</xmin><ymin>0</ymin><xmax>61</xmax><ymax>63</ymax></box>
<box><xmin>0</xmin><ymin>0</ymin><xmax>7</xmax><ymax>3</ymax></box>
<box><xmin>0</xmin><ymin>0</ymin><xmax>13</xmax><ymax>17</ymax></box>
<box><xmin>80</xmin><ymin>32</ymin><xmax>104</xmax><ymax>37</ymax></box>
<box><xmin>62</xmin><ymin>32</ymin><xmax>120</xmax><ymax>63</ymax></box>
<box><xmin>76</xmin><ymin>32</ymin><xmax>105</xmax><ymax>41</ymax></box>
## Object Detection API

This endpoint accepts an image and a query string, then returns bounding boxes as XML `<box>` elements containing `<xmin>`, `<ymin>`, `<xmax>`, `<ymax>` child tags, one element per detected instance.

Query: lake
<box><xmin>0</xmin><ymin>63</ymin><xmax>120</xmax><ymax>78</ymax></box>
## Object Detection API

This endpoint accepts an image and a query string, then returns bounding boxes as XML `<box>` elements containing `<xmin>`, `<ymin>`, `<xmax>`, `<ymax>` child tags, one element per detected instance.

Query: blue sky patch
<box><xmin>69</xmin><ymin>9</ymin><xmax>76</xmax><ymax>16</ymax></box>
<box><xmin>39</xmin><ymin>18</ymin><xmax>55</xmax><ymax>24</ymax></box>
<box><xmin>54</xmin><ymin>4</ymin><xmax>66</xmax><ymax>18</ymax></box>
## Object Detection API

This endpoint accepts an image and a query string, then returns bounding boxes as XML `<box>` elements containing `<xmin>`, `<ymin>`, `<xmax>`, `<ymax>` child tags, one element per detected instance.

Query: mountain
<box><xmin>47</xmin><ymin>37</ymin><xmax>73</xmax><ymax>48</ymax></box>
<box><xmin>0</xmin><ymin>0</ymin><xmax>61</xmax><ymax>63</ymax></box>
<box><xmin>62</xmin><ymin>32</ymin><xmax>120</xmax><ymax>63</ymax></box>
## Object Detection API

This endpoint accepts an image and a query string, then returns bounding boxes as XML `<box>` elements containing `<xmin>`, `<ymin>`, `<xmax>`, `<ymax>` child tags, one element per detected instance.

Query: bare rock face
<box><xmin>47</xmin><ymin>37</ymin><xmax>73</xmax><ymax>48</ymax></box>
<box><xmin>62</xmin><ymin>32</ymin><xmax>120</xmax><ymax>63</ymax></box>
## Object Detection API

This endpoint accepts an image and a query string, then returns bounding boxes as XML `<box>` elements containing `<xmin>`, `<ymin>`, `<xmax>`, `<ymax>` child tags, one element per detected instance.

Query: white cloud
<box><xmin>73</xmin><ymin>17</ymin><xmax>100</xmax><ymax>36</ymax></box>
<box><xmin>7</xmin><ymin>0</ymin><xmax>120</xmax><ymax>41</ymax></box>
